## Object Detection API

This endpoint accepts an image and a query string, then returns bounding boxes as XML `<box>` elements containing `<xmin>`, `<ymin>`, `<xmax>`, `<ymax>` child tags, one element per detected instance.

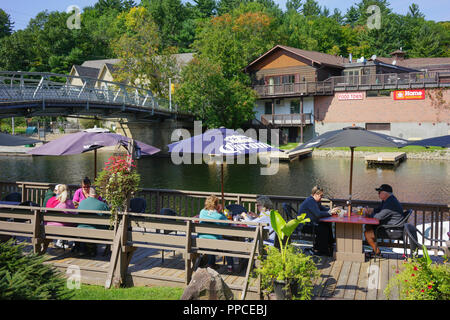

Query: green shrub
<box><xmin>385</xmin><ymin>246</ymin><xmax>449</xmax><ymax>300</ymax></box>
<box><xmin>0</xmin><ymin>240</ymin><xmax>73</xmax><ymax>300</ymax></box>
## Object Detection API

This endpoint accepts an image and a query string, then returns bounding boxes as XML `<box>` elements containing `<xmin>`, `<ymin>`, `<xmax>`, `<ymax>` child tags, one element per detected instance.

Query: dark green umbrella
<box><xmin>291</xmin><ymin>126</ymin><xmax>409</xmax><ymax>214</ymax></box>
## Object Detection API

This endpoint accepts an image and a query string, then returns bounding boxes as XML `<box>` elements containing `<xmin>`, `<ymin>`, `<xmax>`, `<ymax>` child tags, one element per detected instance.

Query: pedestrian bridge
<box><xmin>0</xmin><ymin>71</ymin><xmax>192</xmax><ymax>121</ymax></box>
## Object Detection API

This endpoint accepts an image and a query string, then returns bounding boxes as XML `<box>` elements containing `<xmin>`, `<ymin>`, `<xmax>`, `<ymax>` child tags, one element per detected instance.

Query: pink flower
<box><xmin>421</xmin><ymin>289</ymin><xmax>425</xmax><ymax>293</ymax></box>
<box><xmin>413</xmin><ymin>266</ymin><xmax>418</xmax><ymax>271</ymax></box>
<box><xmin>428</xmin><ymin>285</ymin><xmax>433</xmax><ymax>289</ymax></box>
<box><xmin>411</xmin><ymin>273</ymin><xmax>415</xmax><ymax>277</ymax></box>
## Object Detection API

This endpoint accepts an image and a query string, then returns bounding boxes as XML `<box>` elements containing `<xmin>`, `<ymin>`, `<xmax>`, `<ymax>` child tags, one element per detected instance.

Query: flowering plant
<box><xmin>95</xmin><ymin>155</ymin><xmax>140</xmax><ymax>225</ymax></box>
<box><xmin>385</xmin><ymin>246</ymin><xmax>449</xmax><ymax>300</ymax></box>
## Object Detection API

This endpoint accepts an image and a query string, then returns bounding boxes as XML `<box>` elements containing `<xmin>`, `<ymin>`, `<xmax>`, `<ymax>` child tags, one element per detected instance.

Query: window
<box><xmin>344</xmin><ymin>69</ymin><xmax>360</xmax><ymax>85</ymax></box>
<box><xmin>264</xmin><ymin>102</ymin><xmax>272</xmax><ymax>115</ymax></box>
<box><xmin>290</xmin><ymin>100</ymin><xmax>300</xmax><ymax>114</ymax></box>
<box><xmin>366</xmin><ymin>123</ymin><xmax>391</xmax><ymax>131</ymax></box>
<box><xmin>282</xmin><ymin>75</ymin><xmax>295</xmax><ymax>84</ymax></box>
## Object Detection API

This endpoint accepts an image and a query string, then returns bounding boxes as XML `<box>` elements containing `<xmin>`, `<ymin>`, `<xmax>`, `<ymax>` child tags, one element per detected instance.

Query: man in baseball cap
<box><xmin>364</xmin><ymin>184</ymin><xmax>404</xmax><ymax>258</ymax></box>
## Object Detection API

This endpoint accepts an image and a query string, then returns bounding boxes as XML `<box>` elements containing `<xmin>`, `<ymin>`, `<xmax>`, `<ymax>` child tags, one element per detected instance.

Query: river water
<box><xmin>1</xmin><ymin>152</ymin><xmax>449</xmax><ymax>205</ymax></box>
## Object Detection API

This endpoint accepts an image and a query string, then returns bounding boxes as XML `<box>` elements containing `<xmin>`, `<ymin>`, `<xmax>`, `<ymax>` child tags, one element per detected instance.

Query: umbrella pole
<box><xmin>94</xmin><ymin>149</ymin><xmax>97</xmax><ymax>181</ymax></box>
<box><xmin>221</xmin><ymin>163</ymin><xmax>225</xmax><ymax>213</ymax></box>
<box><xmin>348</xmin><ymin>147</ymin><xmax>354</xmax><ymax>217</ymax></box>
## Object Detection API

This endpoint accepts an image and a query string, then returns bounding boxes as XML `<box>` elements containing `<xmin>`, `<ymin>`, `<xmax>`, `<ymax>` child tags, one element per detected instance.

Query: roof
<box><xmin>245</xmin><ymin>45</ymin><xmax>348</xmax><ymax>71</ymax></box>
<box><xmin>72</xmin><ymin>65</ymin><xmax>100</xmax><ymax>78</ymax></box>
<box><xmin>375</xmin><ymin>57</ymin><xmax>450</xmax><ymax>71</ymax></box>
<box><xmin>81</xmin><ymin>59</ymin><xmax>121</xmax><ymax>69</ymax></box>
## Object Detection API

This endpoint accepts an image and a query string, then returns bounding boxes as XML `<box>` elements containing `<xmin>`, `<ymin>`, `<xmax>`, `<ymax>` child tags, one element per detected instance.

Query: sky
<box><xmin>1</xmin><ymin>0</ymin><xmax>449</xmax><ymax>31</ymax></box>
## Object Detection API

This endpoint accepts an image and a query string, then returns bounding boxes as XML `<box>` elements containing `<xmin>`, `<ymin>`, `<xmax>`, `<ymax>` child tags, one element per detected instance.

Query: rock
<box><xmin>181</xmin><ymin>267</ymin><xmax>234</xmax><ymax>300</ymax></box>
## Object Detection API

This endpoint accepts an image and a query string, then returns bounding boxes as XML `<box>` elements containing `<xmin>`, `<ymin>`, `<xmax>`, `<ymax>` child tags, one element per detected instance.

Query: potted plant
<box><xmin>254</xmin><ymin>210</ymin><xmax>319</xmax><ymax>300</ymax></box>
<box><xmin>385</xmin><ymin>245</ymin><xmax>449</xmax><ymax>300</ymax></box>
<box><xmin>95</xmin><ymin>155</ymin><xmax>140</xmax><ymax>226</ymax></box>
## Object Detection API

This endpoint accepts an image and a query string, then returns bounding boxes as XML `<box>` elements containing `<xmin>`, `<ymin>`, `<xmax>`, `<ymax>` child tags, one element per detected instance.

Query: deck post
<box><xmin>184</xmin><ymin>220</ymin><xmax>193</xmax><ymax>285</ymax></box>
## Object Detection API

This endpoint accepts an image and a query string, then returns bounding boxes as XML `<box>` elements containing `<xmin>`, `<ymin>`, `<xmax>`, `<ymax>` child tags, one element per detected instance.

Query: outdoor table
<box><xmin>0</xmin><ymin>201</ymin><xmax>21</xmax><ymax>205</ymax></box>
<box><xmin>321</xmin><ymin>214</ymin><xmax>379</xmax><ymax>262</ymax></box>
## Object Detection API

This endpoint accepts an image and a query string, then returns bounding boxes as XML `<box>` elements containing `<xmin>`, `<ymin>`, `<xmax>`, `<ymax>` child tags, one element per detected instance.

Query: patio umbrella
<box><xmin>167</xmin><ymin>127</ymin><xmax>280</xmax><ymax>209</ymax></box>
<box><xmin>28</xmin><ymin>128</ymin><xmax>160</xmax><ymax>179</ymax></box>
<box><xmin>404</xmin><ymin>135</ymin><xmax>450</xmax><ymax>148</ymax></box>
<box><xmin>290</xmin><ymin>126</ymin><xmax>409</xmax><ymax>215</ymax></box>
<box><xmin>0</xmin><ymin>132</ymin><xmax>41</xmax><ymax>146</ymax></box>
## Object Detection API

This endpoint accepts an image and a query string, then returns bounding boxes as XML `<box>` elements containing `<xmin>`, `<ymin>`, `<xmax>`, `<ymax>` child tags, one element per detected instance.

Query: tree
<box><xmin>407</xmin><ymin>3</ymin><xmax>424</xmax><ymax>19</ymax></box>
<box><xmin>0</xmin><ymin>9</ymin><xmax>13</xmax><ymax>38</ymax></box>
<box><xmin>193</xmin><ymin>5</ymin><xmax>277</xmax><ymax>81</ymax></box>
<box><xmin>174</xmin><ymin>57</ymin><xmax>256</xmax><ymax>129</ymax></box>
<box><xmin>410</xmin><ymin>21</ymin><xmax>446</xmax><ymax>57</ymax></box>
<box><xmin>286</xmin><ymin>0</ymin><xmax>302</xmax><ymax>13</ymax></box>
<box><xmin>112</xmin><ymin>7</ymin><xmax>177</xmax><ymax>97</ymax></box>
<box><xmin>302</xmin><ymin>0</ymin><xmax>321</xmax><ymax>16</ymax></box>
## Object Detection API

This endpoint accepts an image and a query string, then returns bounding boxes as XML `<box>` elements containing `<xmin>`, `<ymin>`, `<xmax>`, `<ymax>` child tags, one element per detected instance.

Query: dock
<box><xmin>365</xmin><ymin>152</ymin><xmax>406</xmax><ymax>166</ymax></box>
<box><xmin>269</xmin><ymin>148</ymin><xmax>313</xmax><ymax>162</ymax></box>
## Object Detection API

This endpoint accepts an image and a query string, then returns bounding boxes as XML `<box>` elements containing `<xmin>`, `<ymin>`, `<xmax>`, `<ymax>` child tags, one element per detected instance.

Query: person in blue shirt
<box><xmin>199</xmin><ymin>195</ymin><xmax>234</xmax><ymax>272</ymax></box>
<box><xmin>364</xmin><ymin>184</ymin><xmax>404</xmax><ymax>257</ymax></box>
<box><xmin>298</xmin><ymin>186</ymin><xmax>339</xmax><ymax>256</ymax></box>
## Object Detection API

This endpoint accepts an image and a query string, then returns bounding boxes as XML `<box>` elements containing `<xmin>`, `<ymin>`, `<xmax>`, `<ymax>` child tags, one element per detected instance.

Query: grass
<box><xmin>69</xmin><ymin>284</ymin><xmax>184</xmax><ymax>300</ymax></box>
<box><xmin>278</xmin><ymin>142</ymin><xmax>300</xmax><ymax>150</ymax></box>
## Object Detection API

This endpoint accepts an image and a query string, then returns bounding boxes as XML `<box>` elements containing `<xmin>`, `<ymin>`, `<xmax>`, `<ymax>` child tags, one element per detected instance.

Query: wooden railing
<box><xmin>1</xmin><ymin>181</ymin><xmax>449</xmax><ymax>251</ymax></box>
<box><xmin>253</xmin><ymin>80</ymin><xmax>333</xmax><ymax>97</ymax></box>
<box><xmin>260</xmin><ymin>113</ymin><xmax>312</xmax><ymax>127</ymax></box>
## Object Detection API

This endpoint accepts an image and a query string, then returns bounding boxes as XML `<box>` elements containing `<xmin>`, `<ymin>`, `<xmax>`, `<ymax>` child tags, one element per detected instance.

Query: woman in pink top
<box><xmin>73</xmin><ymin>177</ymin><xmax>102</xmax><ymax>207</ymax></box>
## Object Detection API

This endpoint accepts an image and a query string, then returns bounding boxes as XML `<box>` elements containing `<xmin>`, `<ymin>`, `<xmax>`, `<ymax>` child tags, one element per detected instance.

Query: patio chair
<box><xmin>130</xmin><ymin>197</ymin><xmax>147</xmax><ymax>213</ymax></box>
<box><xmin>375</xmin><ymin>209</ymin><xmax>412</xmax><ymax>260</ymax></box>
<box><xmin>2</xmin><ymin>192</ymin><xmax>21</xmax><ymax>202</ymax></box>
<box><xmin>281</xmin><ymin>202</ymin><xmax>317</xmax><ymax>254</ymax></box>
<box><xmin>159</xmin><ymin>208</ymin><xmax>178</xmax><ymax>263</ymax></box>
<box><xmin>404</xmin><ymin>223</ymin><xmax>449</xmax><ymax>258</ymax></box>
<box><xmin>225</xmin><ymin>204</ymin><xmax>247</xmax><ymax>217</ymax></box>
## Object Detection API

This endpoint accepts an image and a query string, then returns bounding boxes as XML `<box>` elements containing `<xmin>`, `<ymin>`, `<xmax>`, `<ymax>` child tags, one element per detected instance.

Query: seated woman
<box><xmin>198</xmin><ymin>195</ymin><xmax>234</xmax><ymax>272</ymax></box>
<box><xmin>45</xmin><ymin>184</ymin><xmax>77</xmax><ymax>249</ymax></box>
<box><xmin>72</xmin><ymin>177</ymin><xmax>103</xmax><ymax>208</ymax></box>
<box><xmin>298</xmin><ymin>186</ymin><xmax>339</xmax><ymax>257</ymax></box>
<box><xmin>242</xmin><ymin>196</ymin><xmax>275</xmax><ymax>246</ymax></box>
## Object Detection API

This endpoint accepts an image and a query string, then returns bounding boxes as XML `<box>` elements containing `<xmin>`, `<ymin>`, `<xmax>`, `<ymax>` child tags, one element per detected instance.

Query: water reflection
<box><xmin>0</xmin><ymin>154</ymin><xmax>448</xmax><ymax>204</ymax></box>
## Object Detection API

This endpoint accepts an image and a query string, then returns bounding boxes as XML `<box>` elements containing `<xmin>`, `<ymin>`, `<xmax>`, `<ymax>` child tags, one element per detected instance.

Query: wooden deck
<box><xmin>16</xmin><ymin>238</ymin><xmax>436</xmax><ymax>300</ymax></box>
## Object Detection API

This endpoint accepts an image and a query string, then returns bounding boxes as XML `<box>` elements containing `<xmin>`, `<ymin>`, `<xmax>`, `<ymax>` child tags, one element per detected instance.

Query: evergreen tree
<box><xmin>302</xmin><ymin>0</ymin><xmax>321</xmax><ymax>16</ymax></box>
<box><xmin>0</xmin><ymin>9</ymin><xmax>13</xmax><ymax>38</ymax></box>
<box><xmin>0</xmin><ymin>240</ymin><xmax>72</xmax><ymax>300</ymax></box>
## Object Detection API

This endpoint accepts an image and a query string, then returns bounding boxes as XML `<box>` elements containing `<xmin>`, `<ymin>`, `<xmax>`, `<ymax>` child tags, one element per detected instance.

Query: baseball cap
<box><xmin>375</xmin><ymin>184</ymin><xmax>393</xmax><ymax>193</ymax></box>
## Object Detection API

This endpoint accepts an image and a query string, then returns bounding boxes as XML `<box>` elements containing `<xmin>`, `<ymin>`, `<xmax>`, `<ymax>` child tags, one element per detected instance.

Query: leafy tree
<box><xmin>0</xmin><ymin>30</ymin><xmax>36</xmax><ymax>71</ymax></box>
<box><xmin>0</xmin><ymin>9</ymin><xmax>13</xmax><ymax>38</ymax></box>
<box><xmin>286</xmin><ymin>0</ymin><xmax>302</xmax><ymax>13</ymax></box>
<box><xmin>174</xmin><ymin>57</ymin><xmax>256</xmax><ymax>128</ymax></box>
<box><xmin>410</xmin><ymin>21</ymin><xmax>446</xmax><ymax>57</ymax></box>
<box><xmin>344</xmin><ymin>5</ymin><xmax>360</xmax><ymax>27</ymax></box>
<box><xmin>407</xmin><ymin>3</ymin><xmax>424</xmax><ymax>19</ymax></box>
<box><xmin>112</xmin><ymin>7</ymin><xmax>177</xmax><ymax>97</ymax></box>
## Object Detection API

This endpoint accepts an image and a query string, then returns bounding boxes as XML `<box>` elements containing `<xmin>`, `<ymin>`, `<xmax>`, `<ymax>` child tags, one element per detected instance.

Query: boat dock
<box><xmin>269</xmin><ymin>148</ymin><xmax>313</xmax><ymax>162</ymax></box>
<box><xmin>365</xmin><ymin>152</ymin><xmax>407</xmax><ymax>166</ymax></box>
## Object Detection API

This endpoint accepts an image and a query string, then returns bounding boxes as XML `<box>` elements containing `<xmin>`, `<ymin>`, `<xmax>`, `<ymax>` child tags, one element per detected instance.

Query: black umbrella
<box><xmin>404</xmin><ymin>135</ymin><xmax>450</xmax><ymax>148</ymax></box>
<box><xmin>291</xmin><ymin>126</ymin><xmax>409</xmax><ymax>215</ymax></box>
<box><xmin>0</xmin><ymin>132</ymin><xmax>41</xmax><ymax>146</ymax></box>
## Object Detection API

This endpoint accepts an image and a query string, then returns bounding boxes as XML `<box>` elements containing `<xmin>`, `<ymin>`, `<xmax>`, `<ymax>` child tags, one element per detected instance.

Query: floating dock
<box><xmin>269</xmin><ymin>148</ymin><xmax>313</xmax><ymax>162</ymax></box>
<box><xmin>365</xmin><ymin>152</ymin><xmax>406</xmax><ymax>166</ymax></box>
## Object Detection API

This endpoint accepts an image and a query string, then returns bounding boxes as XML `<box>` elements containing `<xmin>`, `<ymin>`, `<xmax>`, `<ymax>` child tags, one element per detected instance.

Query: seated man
<box><xmin>364</xmin><ymin>184</ymin><xmax>404</xmax><ymax>257</ymax></box>
<box><xmin>298</xmin><ymin>186</ymin><xmax>339</xmax><ymax>257</ymax></box>
<box><xmin>74</xmin><ymin>187</ymin><xmax>109</xmax><ymax>257</ymax></box>
<box><xmin>243</xmin><ymin>195</ymin><xmax>275</xmax><ymax>246</ymax></box>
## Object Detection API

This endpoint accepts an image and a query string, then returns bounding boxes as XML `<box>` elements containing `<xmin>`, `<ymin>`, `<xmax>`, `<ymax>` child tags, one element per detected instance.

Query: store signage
<box><xmin>337</xmin><ymin>92</ymin><xmax>364</xmax><ymax>100</ymax></box>
<box><xmin>393</xmin><ymin>89</ymin><xmax>425</xmax><ymax>100</ymax></box>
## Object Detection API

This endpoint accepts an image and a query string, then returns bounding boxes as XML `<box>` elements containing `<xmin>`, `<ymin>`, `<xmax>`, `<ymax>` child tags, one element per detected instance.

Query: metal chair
<box><xmin>281</xmin><ymin>202</ymin><xmax>317</xmax><ymax>254</ymax></box>
<box><xmin>130</xmin><ymin>197</ymin><xmax>147</xmax><ymax>213</ymax></box>
<box><xmin>225</xmin><ymin>204</ymin><xmax>247</xmax><ymax>217</ymax></box>
<box><xmin>159</xmin><ymin>208</ymin><xmax>178</xmax><ymax>263</ymax></box>
<box><xmin>2</xmin><ymin>192</ymin><xmax>21</xmax><ymax>202</ymax></box>
<box><xmin>375</xmin><ymin>209</ymin><xmax>413</xmax><ymax>259</ymax></box>
<box><xmin>404</xmin><ymin>223</ymin><xmax>449</xmax><ymax>258</ymax></box>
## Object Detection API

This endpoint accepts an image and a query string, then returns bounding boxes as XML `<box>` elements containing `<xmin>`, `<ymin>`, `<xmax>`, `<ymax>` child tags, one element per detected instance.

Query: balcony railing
<box><xmin>252</xmin><ymin>71</ymin><xmax>449</xmax><ymax>97</ymax></box>
<box><xmin>253</xmin><ymin>81</ymin><xmax>333</xmax><ymax>97</ymax></box>
<box><xmin>260</xmin><ymin>113</ymin><xmax>312</xmax><ymax>127</ymax></box>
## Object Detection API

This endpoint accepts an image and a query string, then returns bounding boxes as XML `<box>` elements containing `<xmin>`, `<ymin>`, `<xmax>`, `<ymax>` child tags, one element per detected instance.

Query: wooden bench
<box><xmin>124</xmin><ymin>213</ymin><xmax>267</xmax><ymax>299</ymax></box>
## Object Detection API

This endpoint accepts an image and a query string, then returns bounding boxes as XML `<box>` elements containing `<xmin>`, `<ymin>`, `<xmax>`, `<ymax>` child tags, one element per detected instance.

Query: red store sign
<box><xmin>337</xmin><ymin>92</ymin><xmax>364</xmax><ymax>100</ymax></box>
<box><xmin>393</xmin><ymin>89</ymin><xmax>425</xmax><ymax>100</ymax></box>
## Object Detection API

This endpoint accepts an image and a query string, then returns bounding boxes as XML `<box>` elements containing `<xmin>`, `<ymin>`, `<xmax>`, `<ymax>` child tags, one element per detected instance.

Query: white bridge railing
<box><xmin>0</xmin><ymin>71</ymin><xmax>172</xmax><ymax>112</ymax></box>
